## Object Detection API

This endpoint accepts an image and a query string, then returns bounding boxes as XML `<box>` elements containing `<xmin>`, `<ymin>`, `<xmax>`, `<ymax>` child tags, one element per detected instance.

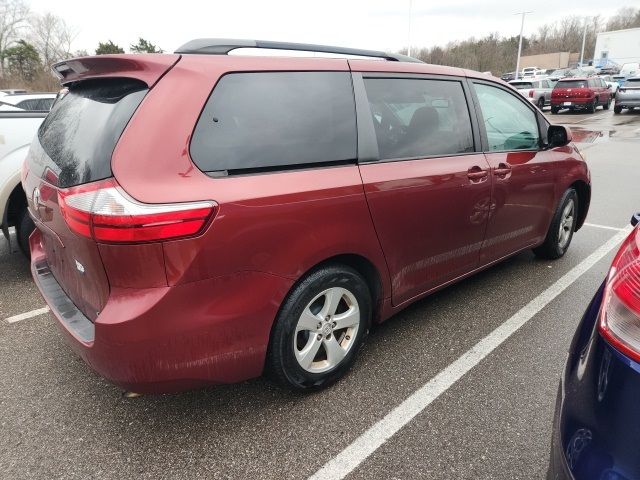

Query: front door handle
<box><xmin>494</xmin><ymin>163</ymin><xmax>512</xmax><ymax>178</ymax></box>
<box><xmin>467</xmin><ymin>166</ymin><xmax>489</xmax><ymax>182</ymax></box>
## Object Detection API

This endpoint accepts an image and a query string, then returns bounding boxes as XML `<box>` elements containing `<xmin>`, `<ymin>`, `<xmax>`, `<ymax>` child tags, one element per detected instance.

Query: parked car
<box><xmin>551</xmin><ymin>77</ymin><xmax>612</xmax><ymax>113</ymax></box>
<box><xmin>614</xmin><ymin>77</ymin><xmax>640</xmax><ymax>114</ymax></box>
<box><xmin>23</xmin><ymin>41</ymin><xmax>591</xmax><ymax>394</ymax></box>
<box><xmin>501</xmin><ymin>71</ymin><xmax>516</xmax><ymax>82</ymax></box>
<box><xmin>612</xmin><ymin>74</ymin><xmax>627</xmax><ymax>88</ymax></box>
<box><xmin>0</xmin><ymin>111</ymin><xmax>48</xmax><ymax>255</ymax></box>
<box><xmin>0</xmin><ymin>89</ymin><xmax>27</xmax><ymax>95</ymax></box>
<box><xmin>599</xmin><ymin>75</ymin><xmax>619</xmax><ymax>97</ymax></box>
<box><xmin>1</xmin><ymin>93</ymin><xmax>56</xmax><ymax>112</ymax></box>
<box><xmin>522</xmin><ymin>66</ymin><xmax>546</xmax><ymax>78</ymax></box>
<box><xmin>620</xmin><ymin>62</ymin><xmax>640</xmax><ymax>78</ymax></box>
<box><xmin>509</xmin><ymin>78</ymin><xmax>554</xmax><ymax>109</ymax></box>
<box><xmin>549</xmin><ymin>69</ymin><xmax>571</xmax><ymax>81</ymax></box>
<box><xmin>548</xmin><ymin>213</ymin><xmax>640</xmax><ymax>480</ymax></box>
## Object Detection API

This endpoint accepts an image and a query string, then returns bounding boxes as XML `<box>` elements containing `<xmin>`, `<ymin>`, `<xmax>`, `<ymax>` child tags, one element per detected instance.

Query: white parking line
<box><xmin>583</xmin><ymin>222</ymin><xmax>626</xmax><ymax>232</ymax></box>
<box><xmin>5</xmin><ymin>307</ymin><xmax>49</xmax><ymax>324</ymax></box>
<box><xmin>308</xmin><ymin>226</ymin><xmax>632</xmax><ymax>480</ymax></box>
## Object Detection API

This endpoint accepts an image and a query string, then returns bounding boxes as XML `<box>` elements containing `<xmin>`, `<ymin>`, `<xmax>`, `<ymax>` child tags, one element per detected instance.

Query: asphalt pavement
<box><xmin>1</xmin><ymin>106</ymin><xmax>639</xmax><ymax>479</ymax></box>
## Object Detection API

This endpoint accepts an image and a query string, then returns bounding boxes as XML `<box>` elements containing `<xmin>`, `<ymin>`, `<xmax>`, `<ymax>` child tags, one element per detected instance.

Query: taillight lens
<box><xmin>529</xmin><ymin>90</ymin><xmax>534</xmax><ymax>98</ymax></box>
<box><xmin>58</xmin><ymin>178</ymin><xmax>216</xmax><ymax>243</ymax></box>
<box><xmin>600</xmin><ymin>228</ymin><xmax>640</xmax><ymax>361</ymax></box>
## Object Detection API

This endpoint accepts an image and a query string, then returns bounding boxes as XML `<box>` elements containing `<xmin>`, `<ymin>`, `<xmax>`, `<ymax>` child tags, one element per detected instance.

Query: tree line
<box><xmin>0</xmin><ymin>0</ymin><xmax>162</xmax><ymax>90</ymax></box>
<box><xmin>405</xmin><ymin>6</ymin><xmax>640</xmax><ymax>74</ymax></box>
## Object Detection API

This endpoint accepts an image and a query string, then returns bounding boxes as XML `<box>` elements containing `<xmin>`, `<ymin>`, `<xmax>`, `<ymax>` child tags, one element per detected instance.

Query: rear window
<box><xmin>511</xmin><ymin>82</ymin><xmax>534</xmax><ymax>90</ymax></box>
<box><xmin>37</xmin><ymin>78</ymin><xmax>147</xmax><ymax>188</ymax></box>
<box><xmin>557</xmin><ymin>80</ymin><xmax>587</xmax><ymax>88</ymax></box>
<box><xmin>626</xmin><ymin>78</ymin><xmax>640</xmax><ymax>85</ymax></box>
<box><xmin>190</xmin><ymin>72</ymin><xmax>356</xmax><ymax>174</ymax></box>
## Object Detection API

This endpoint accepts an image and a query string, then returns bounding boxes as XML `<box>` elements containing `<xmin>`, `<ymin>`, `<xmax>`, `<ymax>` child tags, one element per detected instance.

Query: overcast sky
<box><xmin>30</xmin><ymin>0</ymin><xmax>635</xmax><ymax>54</ymax></box>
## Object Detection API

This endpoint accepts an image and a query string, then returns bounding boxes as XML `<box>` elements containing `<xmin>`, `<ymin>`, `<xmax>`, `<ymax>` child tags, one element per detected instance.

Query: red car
<box><xmin>22</xmin><ymin>40</ymin><xmax>591</xmax><ymax>393</ymax></box>
<box><xmin>551</xmin><ymin>76</ymin><xmax>612</xmax><ymax>113</ymax></box>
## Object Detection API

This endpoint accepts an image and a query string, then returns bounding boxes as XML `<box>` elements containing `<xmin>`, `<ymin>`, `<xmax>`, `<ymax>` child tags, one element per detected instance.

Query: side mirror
<box><xmin>607</xmin><ymin>84</ymin><xmax>612</xmax><ymax>89</ymax></box>
<box><xmin>548</xmin><ymin>125</ymin><xmax>572</xmax><ymax>148</ymax></box>
<box><xmin>632</xmin><ymin>213</ymin><xmax>640</xmax><ymax>227</ymax></box>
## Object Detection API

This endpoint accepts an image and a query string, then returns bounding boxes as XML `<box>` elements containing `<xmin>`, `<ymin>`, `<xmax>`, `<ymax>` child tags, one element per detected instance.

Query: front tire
<box><xmin>551</xmin><ymin>106</ymin><xmax>559</xmax><ymax>114</ymax></box>
<box><xmin>266</xmin><ymin>265</ymin><xmax>371</xmax><ymax>391</ymax></box>
<box><xmin>16</xmin><ymin>207</ymin><xmax>34</xmax><ymax>258</ymax></box>
<box><xmin>533</xmin><ymin>189</ymin><xmax>578</xmax><ymax>260</ymax></box>
<box><xmin>603</xmin><ymin>97</ymin><xmax>611</xmax><ymax>110</ymax></box>
<box><xmin>614</xmin><ymin>105</ymin><xmax>622</xmax><ymax>114</ymax></box>
<box><xmin>537</xmin><ymin>97</ymin><xmax>545</xmax><ymax>110</ymax></box>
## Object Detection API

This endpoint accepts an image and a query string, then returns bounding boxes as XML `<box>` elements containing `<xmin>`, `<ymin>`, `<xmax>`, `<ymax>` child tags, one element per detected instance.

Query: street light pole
<box><xmin>514</xmin><ymin>11</ymin><xmax>532</xmax><ymax>80</ymax></box>
<box><xmin>407</xmin><ymin>0</ymin><xmax>413</xmax><ymax>57</ymax></box>
<box><xmin>579</xmin><ymin>17</ymin><xmax>589</xmax><ymax>68</ymax></box>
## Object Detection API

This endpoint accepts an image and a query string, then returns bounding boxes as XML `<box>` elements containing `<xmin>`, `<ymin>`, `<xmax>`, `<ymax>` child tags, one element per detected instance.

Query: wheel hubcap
<box><xmin>293</xmin><ymin>287</ymin><xmax>360</xmax><ymax>373</ymax></box>
<box><xmin>558</xmin><ymin>200</ymin><xmax>575</xmax><ymax>249</ymax></box>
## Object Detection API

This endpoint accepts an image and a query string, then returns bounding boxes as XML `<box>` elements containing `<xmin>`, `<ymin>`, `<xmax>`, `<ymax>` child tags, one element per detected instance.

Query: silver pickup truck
<box><xmin>0</xmin><ymin>111</ymin><xmax>48</xmax><ymax>256</ymax></box>
<box><xmin>509</xmin><ymin>78</ymin><xmax>555</xmax><ymax>110</ymax></box>
<box><xmin>615</xmin><ymin>77</ymin><xmax>640</xmax><ymax>114</ymax></box>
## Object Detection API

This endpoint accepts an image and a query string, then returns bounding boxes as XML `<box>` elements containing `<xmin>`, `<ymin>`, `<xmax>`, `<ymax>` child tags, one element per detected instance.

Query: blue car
<box><xmin>549</xmin><ymin>213</ymin><xmax>640</xmax><ymax>480</ymax></box>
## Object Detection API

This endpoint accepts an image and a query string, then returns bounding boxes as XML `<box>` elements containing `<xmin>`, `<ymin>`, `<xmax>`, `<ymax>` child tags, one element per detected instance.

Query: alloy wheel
<box><xmin>293</xmin><ymin>287</ymin><xmax>360</xmax><ymax>373</ymax></box>
<box><xmin>558</xmin><ymin>200</ymin><xmax>575</xmax><ymax>249</ymax></box>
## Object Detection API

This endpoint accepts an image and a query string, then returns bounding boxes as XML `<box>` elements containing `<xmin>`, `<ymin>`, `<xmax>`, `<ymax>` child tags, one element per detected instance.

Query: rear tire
<box><xmin>16</xmin><ymin>207</ymin><xmax>34</xmax><ymax>258</ymax></box>
<box><xmin>587</xmin><ymin>99</ymin><xmax>596</xmax><ymax>113</ymax></box>
<box><xmin>266</xmin><ymin>264</ymin><xmax>372</xmax><ymax>391</ymax></box>
<box><xmin>551</xmin><ymin>107</ymin><xmax>559</xmax><ymax>114</ymax></box>
<box><xmin>614</xmin><ymin>105</ymin><xmax>623</xmax><ymax>114</ymax></box>
<box><xmin>537</xmin><ymin>97</ymin><xmax>545</xmax><ymax>110</ymax></box>
<box><xmin>533</xmin><ymin>189</ymin><xmax>578</xmax><ymax>260</ymax></box>
<box><xmin>603</xmin><ymin>97</ymin><xmax>611</xmax><ymax>110</ymax></box>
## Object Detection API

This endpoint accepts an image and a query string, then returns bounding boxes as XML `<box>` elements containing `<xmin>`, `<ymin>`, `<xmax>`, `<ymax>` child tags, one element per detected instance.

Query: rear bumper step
<box><xmin>32</xmin><ymin>260</ymin><xmax>94</xmax><ymax>343</ymax></box>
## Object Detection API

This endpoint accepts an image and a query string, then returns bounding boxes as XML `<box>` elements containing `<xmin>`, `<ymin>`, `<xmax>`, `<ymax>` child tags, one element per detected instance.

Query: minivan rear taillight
<box><xmin>58</xmin><ymin>179</ymin><xmax>216</xmax><ymax>243</ymax></box>
<box><xmin>600</xmin><ymin>228</ymin><xmax>640</xmax><ymax>361</ymax></box>
<box><xmin>529</xmin><ymin>90</ymin><xmax>534</xmax><ymax>98</ymax></box>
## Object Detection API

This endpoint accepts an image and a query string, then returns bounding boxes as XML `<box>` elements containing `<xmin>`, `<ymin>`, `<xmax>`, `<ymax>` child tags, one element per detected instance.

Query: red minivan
<box><xmin>551</xmin><ymin>76</ymin><xmax>612</xmax><ymax>113</ymax></box>
<box><xmin>23</xmin><ymin>40</ymin><xmax>591</xmax><ymax>393</ymax></box>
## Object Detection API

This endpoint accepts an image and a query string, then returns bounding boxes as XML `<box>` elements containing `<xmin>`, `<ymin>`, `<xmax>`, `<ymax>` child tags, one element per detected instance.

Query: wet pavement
<box><xmin>1</xmin><ymin>106</ymin><xmax>639</xmax><ymax>479</ymax></box>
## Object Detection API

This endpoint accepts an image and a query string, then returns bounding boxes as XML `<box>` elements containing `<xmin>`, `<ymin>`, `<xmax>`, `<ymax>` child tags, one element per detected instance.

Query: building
<box><xmin>519</xmin><ymin>52</ymin><xmax>572</xmax><ymax>69</ymax></box>
<box><xmin>593</xmin><ymin>27</ymin><xmax>640</xmax><ymax>68</ymax></box>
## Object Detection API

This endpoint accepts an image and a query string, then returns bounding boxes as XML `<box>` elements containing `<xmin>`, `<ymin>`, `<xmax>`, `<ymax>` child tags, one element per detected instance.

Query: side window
<box><xmin>362</xmin><ymin>78</ymin><xmax>474</xmax><ymax>160</ymax></box>
<box><xmin>191</xmin><ymin>72</ymin><xmax>356</xmax><ymax>173</ymax></box>
<box><xmin>473</xmin><ymin>83</ymin><xmax>540</xmax><ymax>152</ymax></box>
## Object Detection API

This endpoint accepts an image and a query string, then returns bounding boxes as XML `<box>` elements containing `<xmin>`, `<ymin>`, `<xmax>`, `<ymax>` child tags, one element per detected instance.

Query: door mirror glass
<box><xmin>548</xmin><ymin>125</ymin><xmax>572</xmax><ymax>147</ymax></box>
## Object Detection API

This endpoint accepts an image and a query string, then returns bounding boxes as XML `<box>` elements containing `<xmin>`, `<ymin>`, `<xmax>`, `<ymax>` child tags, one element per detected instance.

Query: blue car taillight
<box><xmin>600</xmin><ymin>227</ymin><xmax>640</xmax><ymax>361</ymax></box>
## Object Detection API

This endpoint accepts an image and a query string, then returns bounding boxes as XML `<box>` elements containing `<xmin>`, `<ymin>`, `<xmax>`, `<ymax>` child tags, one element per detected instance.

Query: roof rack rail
<box><xmin>174</xmin><ymin>38</ymin><xmax>423</xmax><ymax>63</ymax></box>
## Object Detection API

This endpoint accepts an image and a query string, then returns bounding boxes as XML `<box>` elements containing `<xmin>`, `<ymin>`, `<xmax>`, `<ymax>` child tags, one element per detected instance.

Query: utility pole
<box><xmin>407</xmin><ymin>0</ymin><xmax>413</xmax><ymax>57</ymax></box>
<box><xmin>514</xmin><ymin>11</ymin><xmax>532</xmax><ymax>80</ymax></box>
<box><xmin>579</xmin><ymin>17</ymin><xmax>589</xmax><ymax>68</ymax></box>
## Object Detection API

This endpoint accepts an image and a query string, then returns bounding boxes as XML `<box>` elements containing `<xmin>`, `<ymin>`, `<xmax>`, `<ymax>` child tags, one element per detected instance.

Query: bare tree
<box><xmin>0</xmin><ymin>0</ymin><xmax>29</xmax><ymax>75</ymax></box>
<box><xmin>29</xmin><ymin>12</ymin><xmax>77</xmax><ymax>68</ymax></box>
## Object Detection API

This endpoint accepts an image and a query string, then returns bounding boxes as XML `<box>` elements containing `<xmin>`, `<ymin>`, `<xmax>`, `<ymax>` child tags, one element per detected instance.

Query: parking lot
<box><xmin>1</xmin><ymin>107</ymin><xmax>639</xmax><ymax>479</ymax></box>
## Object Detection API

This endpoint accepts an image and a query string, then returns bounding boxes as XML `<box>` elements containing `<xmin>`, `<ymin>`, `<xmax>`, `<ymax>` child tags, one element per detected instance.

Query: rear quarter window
<box><xmin>190</xmin><ymin>72</ymin><xmax>357</xmax><ymax>174</ymax></box>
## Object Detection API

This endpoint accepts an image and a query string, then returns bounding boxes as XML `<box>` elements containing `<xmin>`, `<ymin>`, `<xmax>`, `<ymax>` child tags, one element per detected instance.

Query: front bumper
<box><xmin>29</xmin><ymin>229</ymin><xmax>293</xmax><ymax>393</ymax></box>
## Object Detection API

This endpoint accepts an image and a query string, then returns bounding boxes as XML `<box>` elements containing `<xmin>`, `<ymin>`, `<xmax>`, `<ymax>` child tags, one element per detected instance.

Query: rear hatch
<box><xmin>552</xmin><ymin>80</ymin><xmax>591</xmax><ymax>101</ymax></box>
<box><xmin>23</xmin><ymin>55</ymin><xmax>178</xmax><ymax>320</ymax></box>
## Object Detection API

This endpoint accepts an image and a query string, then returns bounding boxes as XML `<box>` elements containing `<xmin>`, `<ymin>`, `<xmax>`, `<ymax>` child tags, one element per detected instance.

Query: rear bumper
<box><xmin>550</xmin><ymin>281</ymin><xmax>640</xmax><ymax>480</ymax></box>
<box><xmin>29</xmin><ymin>229</ymin><xmax>293</xmax><ymax>393</ymax></box>
<box><xmin>616</xmin><ymin>98</ymin><xmax>640</xmax><ymax>108</ymax></box>
<box><xmin>551</xmin><ymin>98</ymin><xmax>593</xmax><ymax>108</ymax></box>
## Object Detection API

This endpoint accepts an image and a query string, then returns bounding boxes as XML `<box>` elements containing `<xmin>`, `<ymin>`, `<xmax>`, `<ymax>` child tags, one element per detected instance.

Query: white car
<box><xmin>0</xmin><ymin>111</ymin><xmax>49</xmax><ymax>255</ymax></box>
<box><xmin>599</xmin><ymin>75</ymin><xmax>619</xmax><ymax>97</ymax></box>
<box><xmin>1</xmin><ymin>93</ymin><xmax>56</xmax><ymax>112</ymax></box>
<box><xmin>521</xmin><ymin>67</ymin><xmax>546</xmax><ymax>79</ymax></box>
